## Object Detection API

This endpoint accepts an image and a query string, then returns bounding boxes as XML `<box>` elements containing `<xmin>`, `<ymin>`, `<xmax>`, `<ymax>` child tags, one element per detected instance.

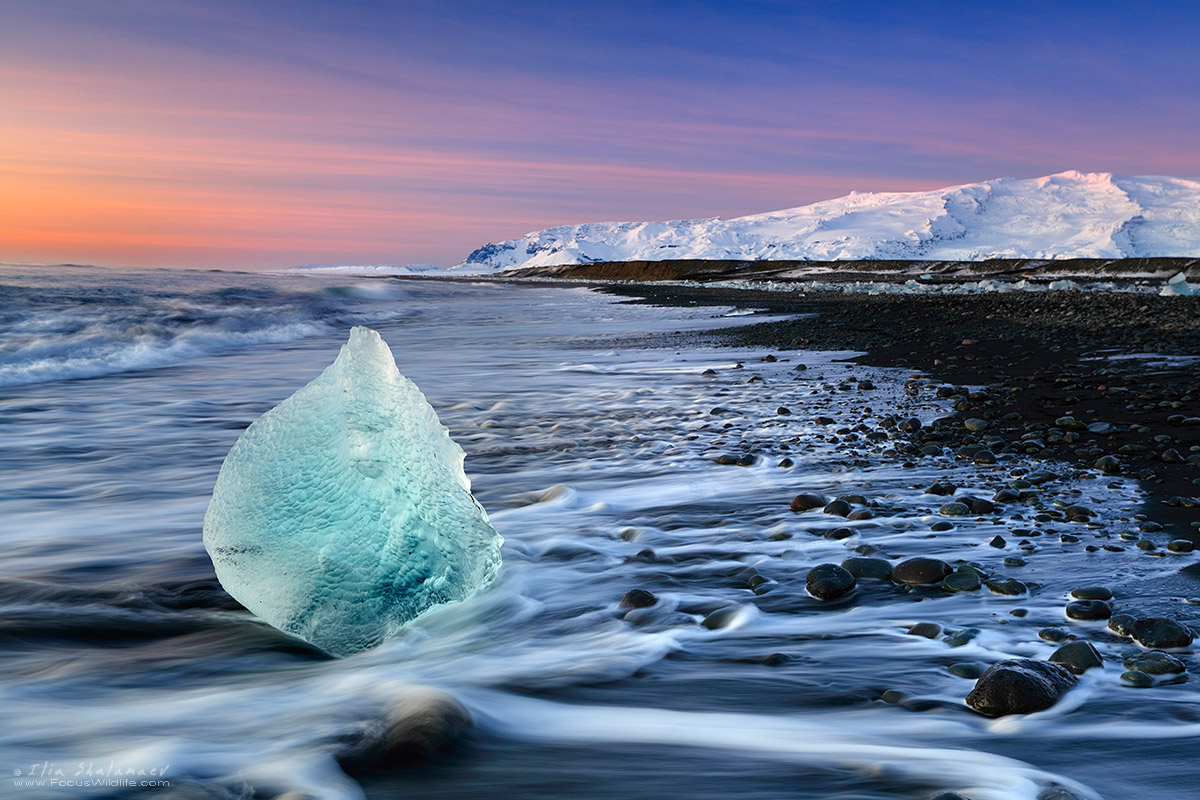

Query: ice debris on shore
<box><xmin>1160</xmin><ymin>272</ymin><xmax>1195</xmax><ymax>296</ymax></box>
<box><xmin>203</xmin><ymin>326</ymin><xmax>502</xmax><ymax>656</ymax></box>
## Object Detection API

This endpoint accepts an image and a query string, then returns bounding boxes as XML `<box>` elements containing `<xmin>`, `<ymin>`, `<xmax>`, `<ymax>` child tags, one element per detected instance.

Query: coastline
<box><xmin>595</xmin><ymin>282</ymin><xmax>1200</xmax><ymax>553</ymax></box>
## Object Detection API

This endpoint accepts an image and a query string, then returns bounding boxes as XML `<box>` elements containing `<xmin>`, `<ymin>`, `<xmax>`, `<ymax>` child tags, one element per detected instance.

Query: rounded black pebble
<box><xmin>1131</xmin><ymin>617</ymin><xmax>1194</xmax><ymax>649</ymax></box>
<box><xmin>1065</xmin><ymin>600</ymin><xmax>1113</xmax><ymax>621</ymax></box>
<box><xmin>806</xmin><ymin>563</ymin><xmax>857</xmax><ymax>600</ymax></box>
<box><xmin>823</xmin><ymin>499</ymin><xmax>852</xmax><ymax>517</ymax></box>
<box><xmin>1048</xmin><ymin>641</ymin><xmax>1104</xmax><ymax>674</ymax></box>
<box><xmin>984</xmin><ymin>577</ymin><xmax>1027</xmax><ymax>596</ymax></box>
<box><xmin>1070</xmin><ymin>586</ymin><xmax>1112</xmax><ymax>601</ymax></box>
<box><xmin>701</xmin><ymin>606</ymin><xmax>743</xmax><ymax>630</ymax></box>
<box><xmin>942</xmin><ymin>572</ymin><xmax>981</xmax><ymax>592</ymax></box>
<box><xmin>1124</xmin><ymin>651</ymin><xmax>1185</xmax><ymax>674</ymax></box>
<box><xmin>908</xmin><ymin>622</ymin><xmax>943</xmax><ymax>639</ymax></box>
<box><xmin>789</xmin><ymin>492</ymin><xmax>827</xmax><ymax>512</ymax></box>
<box><xmin>337</xmin><ymin>688</ymin><xmax>474</xmax><ymax>771</ymax></box>
<box><xmin>892</xmin><ymin>557</ymin><xmax>953</xmax><ymax>585</ymax></box>
<box><xmin>620</xmin><ymin>589</ymin><xmax>658</xmax><ymax>610</ymax></box>
<box><xmin>965</xmin><ymin>659</ymin><xmax>1077</xmax><ymax>717</ymax></box>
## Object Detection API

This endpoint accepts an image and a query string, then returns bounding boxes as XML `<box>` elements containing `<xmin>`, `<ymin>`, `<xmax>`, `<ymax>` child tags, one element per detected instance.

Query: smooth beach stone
<box><xmin>823</xmin><ymin>499</ymin><xmax>852</xmax><ymax>517</ymax></box>
<box><xmin>938</xmin><ymin>502</ymin><xmax>971</xmax><ymax>517</ymax></box>
<box><xmin>1108</xmin><ymin>614</ymin><xmax>1137</xmax><ymax>637</ymax></box>
<box><xmin>620</xmin><ymin>589</ymin><xmax>658</xmax><ymax>610</ymax></box>
<box><xmin>908</xmin><ymin>622</ymin><xmax>943</xmax><ymax>639</ymax></box>
<box><xmin>892</xmin><ymin>557</ymin><xmax>953</xmax><ymax>585</ymax></box>
<box><xmin>1038</xmin><ymin>628</ymin><xmax>1069</xmax><ymax>643</ymax></box>
<box><xmin>1123</xmin><ymin>651</ymin><xmax>1185</xmax><ymax>675</ymax></box>
<box><xmin>805</xmin><ymin>563</ymin><xmax>857</xmax><ymax>601</ymax></box>
<box><xmin>1049</xmin><ymin>641</ymin><xmax>1104</xmax><ymax>674</ymax></box>
<box><xmin>1066</xmin><ymin>600</ymin><xmax>1113</xmax><ymax>621</ymax></box>
<box><xmin>964</xmin><ymin>418</ymin><xmax>989</xmax><ymax>432</ymax></box>
<box><xmin>965</xmin><ymin>496</ymin><xmax>995</xmax><ymax>513</ymax></box>
<box><xmin>1070</xmin><ymin>586</ymin><xmax>1113</xmax><ymax>601</ymax></box>
<box><xmin>973</xmin><ymin>449</ymin><xmax>997</xmax><ymax>465</ymax></box>
<box><xmin>966</xmin><ymin>659</ymin><xmax>1077</xmax><ymax>717</ymax></box>
<box><xmin>203</xmin><ymin>327</ymin><xmax>503</xmax><ymax>657</ymax></box>
<box><xmin>789</xmin><ymin>492</ymin><xmax>827</xmax><ymax>511</ymax></box>
<box><xmin>337</xmin><ymin>686</ymin><xmax>474</xmax><ymax>770</ymax></box>
<box><xmin>993</xmin><ymin>487</ymin><xmax>1022</xmax><ymax>503</ymax></box>
<box><xmin>1131</xmin><ymin>617</ymin><xmax>1194</xmax><ymax>649</ymax></box>
<box><xmin>701</xmin><ymin>606</ymin><xmax>743</xmax><ymax>630</ymax></box>
<box><xmin>1120</xmin><ymin>670</ymin><xmax>1154</xmax><ymax>688</ymax></box>
<box><xmin>985</xmin><ymin>578</ymin><xmax>1027</xmax><ymax>596</ymax></box>
<box><xmin>1167</xmin><ymin>539</ymin><xmax>1195</xmax><ymax>553</ymax></box>
<box><xmin>943</xmin><ymin>628</ymin><xmax>980</xmax><ymax>647</ymax></box>
<box><xmin>925</xmin><ymin>480</ymin><xmax>957</xmax><ymax>496</ymax></box>
<box><xmin>942</xmin><ymin>572</ymin><xmax>981</xmax><ymax>592</ymax></box>
<box><xmin>841</xmin><ymin>556</ymin><xmax>893</xmax><ymax>580</ymax></box>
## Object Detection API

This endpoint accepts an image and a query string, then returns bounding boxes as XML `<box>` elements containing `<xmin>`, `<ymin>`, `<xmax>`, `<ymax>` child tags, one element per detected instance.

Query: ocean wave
<box><xmin>0</xmin><ymin>269</ymin><xmax>410</xmax><ymax>387</ymax></box>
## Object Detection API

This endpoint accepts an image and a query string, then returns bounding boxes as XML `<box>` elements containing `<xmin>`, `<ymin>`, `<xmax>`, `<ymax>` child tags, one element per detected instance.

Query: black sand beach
<box><xmin>601</xmin><ymin>283</ymin><xmax>1200</xmax><ymax>548</ymax></box>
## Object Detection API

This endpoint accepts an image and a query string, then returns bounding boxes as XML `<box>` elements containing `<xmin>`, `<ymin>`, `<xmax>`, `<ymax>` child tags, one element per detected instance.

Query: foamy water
<box><xmin>1</xmin><ymin>267</ymin><xmax>1196</xmax><ymax>799</ymax></box>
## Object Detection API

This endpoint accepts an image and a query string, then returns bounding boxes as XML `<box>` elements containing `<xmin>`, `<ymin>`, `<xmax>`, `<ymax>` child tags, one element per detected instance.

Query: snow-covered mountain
<box><xmin>457</xmin><ymin>171</ymin><xmax>1200</xmax><ymax>273</ymax></box>
<box><xmin>289</xmin><ymin>263</ymin><xmax>445</xmax><ymax>276</ymax></box>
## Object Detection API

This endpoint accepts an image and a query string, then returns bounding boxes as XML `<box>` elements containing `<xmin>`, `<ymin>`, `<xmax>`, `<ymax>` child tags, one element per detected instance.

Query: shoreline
<box><xmin>592</xmin><ymin>283</ymin><xmax>1200</xmax><ymax>557</ymax></box>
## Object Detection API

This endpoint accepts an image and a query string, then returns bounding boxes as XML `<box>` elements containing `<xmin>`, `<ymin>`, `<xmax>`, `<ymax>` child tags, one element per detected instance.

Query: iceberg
<box><xmin>1160</xmin><ymin>271</ymin><xmax>1195</xmax><ymax>296</ymax></box>
<box><xmin>203</xmin><ymin>327</ymin><xmax>502</xmax><ymax>656</ymax></box>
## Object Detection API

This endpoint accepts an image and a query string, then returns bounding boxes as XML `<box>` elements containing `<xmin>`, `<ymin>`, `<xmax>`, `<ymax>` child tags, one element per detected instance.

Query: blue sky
<box><xmin>3</xmin><ymin>0</ymin><xmax>1197</xmax><ymax>268</ymax></box>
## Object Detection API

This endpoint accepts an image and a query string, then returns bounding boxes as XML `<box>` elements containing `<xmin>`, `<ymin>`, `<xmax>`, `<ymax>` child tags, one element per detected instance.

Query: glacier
<box><xmin>456</xmin><ymin>171</ymin><xmax>1200</xmax><ymax>272</ymax></box>
<box><xmin>203</xmin><ymin>326</ymin><xmax>502</xmax><ymax>656</ymax></box>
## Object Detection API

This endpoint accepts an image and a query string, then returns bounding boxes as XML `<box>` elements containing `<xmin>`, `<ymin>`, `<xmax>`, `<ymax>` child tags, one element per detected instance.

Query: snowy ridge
<box><xmin>289</xmin><ymin>263</ymin><xmax>445</xmax><ymax>276</ymax></box>
<box><xmin>456</xmin><ymin>172</ymin><xmax>1200</xmax><ymax>273</ymax></box>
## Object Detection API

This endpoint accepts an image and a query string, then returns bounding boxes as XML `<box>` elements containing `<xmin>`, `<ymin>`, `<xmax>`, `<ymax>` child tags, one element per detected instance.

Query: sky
<box><xmin>2</xmin><ymin>1</ymin><xmax>1198</xmax><ymax>270</ymax></box>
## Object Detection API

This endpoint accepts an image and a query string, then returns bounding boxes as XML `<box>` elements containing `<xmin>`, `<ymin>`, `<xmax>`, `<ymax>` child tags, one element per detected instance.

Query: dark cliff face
<box><xmin>500</xmin><ymin>256</ymin><xmax>1200</xmax><ymax>282</ymax></box>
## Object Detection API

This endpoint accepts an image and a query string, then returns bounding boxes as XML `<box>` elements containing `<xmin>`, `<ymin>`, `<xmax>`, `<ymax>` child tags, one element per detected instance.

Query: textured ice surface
<box><xmin>203</xmin><ymin>326</ymin><xmax>502</xmax><ymax>656</ymax></box>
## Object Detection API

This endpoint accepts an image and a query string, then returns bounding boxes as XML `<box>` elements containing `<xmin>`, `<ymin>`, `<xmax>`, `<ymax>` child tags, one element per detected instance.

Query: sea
<box><xmin>1</xmin><ymin>264</ymin><xmax>1196</xmax><ymax>800</ymax></box>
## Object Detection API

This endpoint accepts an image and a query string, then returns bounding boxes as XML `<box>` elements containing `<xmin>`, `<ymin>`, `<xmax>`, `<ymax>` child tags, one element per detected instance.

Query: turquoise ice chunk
<box><xmin>203</xmin><ymin>326</ymin><xmax>502</xmax><ymax>656</ymax></box>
